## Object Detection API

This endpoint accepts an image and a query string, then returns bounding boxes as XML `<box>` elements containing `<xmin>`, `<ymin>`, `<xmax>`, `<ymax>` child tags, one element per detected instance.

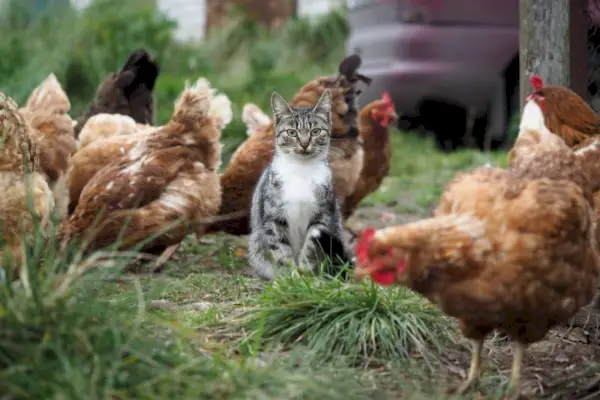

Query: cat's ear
<box><xmin>271</xmin><ymin>92</ymin><xmax>292</xmax><ymax>121</ymax></box>
<box><xmin>312</xmin><ymin>90</ymin><xmax>332</xmax><ymax>122</ymax></box>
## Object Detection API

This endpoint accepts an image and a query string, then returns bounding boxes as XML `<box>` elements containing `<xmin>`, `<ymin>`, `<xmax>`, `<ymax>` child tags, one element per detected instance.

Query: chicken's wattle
<box><xmin>371</xmin><ymin>270</ymin><xmax>395</xmax><ymax>286</ymax></box>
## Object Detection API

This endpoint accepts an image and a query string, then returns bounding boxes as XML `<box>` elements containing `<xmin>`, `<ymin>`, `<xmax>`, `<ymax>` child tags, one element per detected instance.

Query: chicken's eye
<box><xmin>310</xmin><ymin>129</ymin><xmax>321</xmax><ymax>136</ymax></box>
<box><xmin>286</xmin><ymin>129</ymin><xmax>297</xmax><ymax>137</ymax></box>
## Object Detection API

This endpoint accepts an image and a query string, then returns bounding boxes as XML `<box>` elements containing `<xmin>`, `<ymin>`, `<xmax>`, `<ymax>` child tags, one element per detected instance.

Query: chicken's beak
<box><xmin>355</xmin><ymin>264</ymin><xmax>377</xmax><ymax>281</ymax></box>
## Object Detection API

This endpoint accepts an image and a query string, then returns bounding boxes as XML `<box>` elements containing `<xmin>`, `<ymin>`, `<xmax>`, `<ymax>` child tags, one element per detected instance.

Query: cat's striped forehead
<box><xmin>276</xmin><ymin>107</ymin><xmax>330</xmax><ymax>132</ymax></box>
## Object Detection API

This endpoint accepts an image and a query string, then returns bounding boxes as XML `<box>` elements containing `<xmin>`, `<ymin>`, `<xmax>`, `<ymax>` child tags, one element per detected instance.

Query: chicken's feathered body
<box><xmin>60</xmin><ymin>78</ymin><xmax>230</xmax><ymax>252</ymax></box>
<box><xmin>209</xmin><ymin>55</ymin><xmax>371</xmax><ymax>235</ymax></box>
<box><xmin>0</xmin><ymin>93</ymin><xmax>54</xmax><ymax>274</ymax></box>
<box><xmin>74</xmin><ymin>49</ymin><xmax>159</xmax><ymax>137</ymax></box>
<box><xmin>77</xmin><ymin>113</ymin><xmax>150</xmax><ymax>149</ymax></box>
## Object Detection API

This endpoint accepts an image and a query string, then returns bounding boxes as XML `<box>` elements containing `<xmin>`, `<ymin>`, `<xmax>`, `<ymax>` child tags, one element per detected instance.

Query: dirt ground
<box><xmin>159</xmin><ymin>201</ymin><xmax>600</xmax><ymax>399</ymax></box>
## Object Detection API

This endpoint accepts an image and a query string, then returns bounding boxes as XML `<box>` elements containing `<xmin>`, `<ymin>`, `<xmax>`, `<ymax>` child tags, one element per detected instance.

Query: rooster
<box><xmin>74</xmin><ymin>49</ymin><xmax>159</xmax><ymax>137</ymax></box>
<box><xmin>354</xmin><ymin>99</ymin><xmax>600</xmax><ymax>395</ymax></box>
<box><xmin>526</xmin><ymin>75</ymin><xmax>600</xmax><ymax>147</ymax></box>
<box><xmin>60</xmin><ymin>78</ymin><xmax>231</xmax><ymax>264</ymax></box>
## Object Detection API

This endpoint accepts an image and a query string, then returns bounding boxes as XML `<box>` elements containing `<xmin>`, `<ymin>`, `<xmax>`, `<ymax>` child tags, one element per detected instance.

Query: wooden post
<box><xmin>519</xmin><ymin>0</ymin><xmax>588</xmax><ymax>109</ymax></box>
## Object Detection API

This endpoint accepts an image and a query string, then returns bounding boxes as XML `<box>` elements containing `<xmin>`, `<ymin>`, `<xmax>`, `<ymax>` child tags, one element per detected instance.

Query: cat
<box><xmin>248</xmin><ymin>90</ymin><xmax>352</xmax><ymax>280</ymax></box>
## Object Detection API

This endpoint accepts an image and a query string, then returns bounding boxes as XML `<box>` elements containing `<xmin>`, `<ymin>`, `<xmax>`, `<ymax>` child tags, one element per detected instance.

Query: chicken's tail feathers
<box><xmin>25</xmin><ymin>73</ymin><xmax>71</xmax><ymax>114</ymax></box>
<box><xmin>0</xmin><ymin>91</ymin><xmax>28</xmax><ymax>137</ymax></box>
<box><xmin>242</xmin><ymin>103</ymin><xmax>271</xmax><ymax>136</ymax></box>
<box><xmin>172</xmin><ymin>78</ymin><xmax>233</xmax><ymax>129</ymax></box>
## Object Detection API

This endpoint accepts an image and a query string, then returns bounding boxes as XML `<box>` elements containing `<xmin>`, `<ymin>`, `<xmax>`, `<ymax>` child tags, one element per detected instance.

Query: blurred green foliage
<box><xmin>0</xmin><ymin>0</ymin><xmax>349</xmax><ymax>160</ymax></box>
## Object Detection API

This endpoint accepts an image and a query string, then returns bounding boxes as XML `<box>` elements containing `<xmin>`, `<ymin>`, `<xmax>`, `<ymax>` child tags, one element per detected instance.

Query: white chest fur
<box><xmin>272</xmin><ymin>154</ymin><xmax>331</xmax><ymax>258</ymax></box>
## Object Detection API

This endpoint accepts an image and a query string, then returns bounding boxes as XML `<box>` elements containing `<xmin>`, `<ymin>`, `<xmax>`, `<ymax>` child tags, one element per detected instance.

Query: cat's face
<box><xmin>271</xmin><ymin>90</ymin><xmax>332</xmax><ymax>159</ymax></box>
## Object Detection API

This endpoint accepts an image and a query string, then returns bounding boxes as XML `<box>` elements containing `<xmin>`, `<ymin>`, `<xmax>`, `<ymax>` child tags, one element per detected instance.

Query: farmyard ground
<box><xmin>2</xmin><ymin>132</ymin><xmax>600</xmax><ymax>399</ymax></box>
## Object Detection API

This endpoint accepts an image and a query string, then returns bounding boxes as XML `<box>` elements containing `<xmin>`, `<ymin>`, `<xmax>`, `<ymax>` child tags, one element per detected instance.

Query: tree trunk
<box><xmin>205</xmin><ymin>0</ymin><xmax>297</xmax><ymax>32</ymax></box>
<box><xmin>519</xmin><ymin>0</ymin><xmax>588</xmax><ymax>109</ymax></box>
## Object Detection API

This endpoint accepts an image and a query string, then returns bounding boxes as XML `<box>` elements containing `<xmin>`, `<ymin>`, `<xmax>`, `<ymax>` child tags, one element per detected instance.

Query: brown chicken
<box><xmin>508</xmin><ymin>101</ymin><xmax>597</xmax><ymax>205</ymax></box>
<box><xmin>77</xmin><ymin>113</ymin><xmax>150</xmax><ymax>149</ymax></box>
<box><xmin>59</xmin><ymin>78</ymin><xmax>231</xmax><ymax>256</ymax></box>
<box><xmin>74</xmin><ymin>49</ymin><xmax>159</xmax><ymax>137</ymax></box>
<box><xmin>66</xmin><ymin>77</ymin><xmax>200</xmax><ymax>214</ymax></box>
<box><xmin>526</xmin><ymin>75</ymin><xmax>600</xmax><ymax>147</ymax></box>
<box><xmin>18</xmin><ymin>74</ymin><xmax>77</xmax><ymax>220</ymax></box>
<box><xmin>0</xmin><ymin>92</ymin><xmax>54</xmax><ymax>275</ymax></box>
<box><xmin>354</xmin><ymin>101</ymin><xmax>600</xmax><ymax>395</ymax></box>
<box><xmin>342</xmin><ymin>92</ymin><xmax>398</xmax><ymax>219</ymax></box>
<box><xmin>208</xmin><ymin>54</ymin><xmax>372</xmax><ymax>235</ymax></box>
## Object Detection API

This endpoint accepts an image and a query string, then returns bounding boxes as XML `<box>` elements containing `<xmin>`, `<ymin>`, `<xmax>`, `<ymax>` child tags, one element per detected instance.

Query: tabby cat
<box><xmin>248</xmin><ymin>90</ymin><xmax>351</xmax><ymax>280</ymax></box>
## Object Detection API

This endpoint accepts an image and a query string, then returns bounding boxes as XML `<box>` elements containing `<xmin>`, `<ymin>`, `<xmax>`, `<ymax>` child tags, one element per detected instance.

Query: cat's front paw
<box><xmin>308</xmin><ymin>227</ymin><xmax>321</xmax><ymax>240</ymax></box>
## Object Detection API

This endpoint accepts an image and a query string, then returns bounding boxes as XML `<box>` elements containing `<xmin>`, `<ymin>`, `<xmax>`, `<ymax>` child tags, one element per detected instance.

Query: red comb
<box><xmin>356</xmin><ymin>227</ymin><xmax>376</xmax><ymax>265</ymax></box>
<box><xmin>530</xmin><ymin>75</ymin><xmax>544</xmax><ymax>90</ymax></box>
<box><xmin>382</xmin><ymin>92</ymin><xmax>392</xmax><ymax>104</ymax></box>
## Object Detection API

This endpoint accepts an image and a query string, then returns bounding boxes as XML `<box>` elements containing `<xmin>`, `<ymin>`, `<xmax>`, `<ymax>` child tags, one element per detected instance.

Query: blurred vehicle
<box><xmin>346</xmin><ymin>0</ymin><xmax>600</xmax><ymax>151</ymax></box>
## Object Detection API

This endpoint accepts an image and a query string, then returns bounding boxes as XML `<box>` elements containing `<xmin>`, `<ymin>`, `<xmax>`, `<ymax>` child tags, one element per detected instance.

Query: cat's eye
<box><xmin>286</xmin><ymin>129</ymin><xmax>297</xmax><ymax>137</ymax></box>
<box><xmin>310</xmin><ymin>129</ymin><xmax>321</xmax><ymax>136</ymax></box>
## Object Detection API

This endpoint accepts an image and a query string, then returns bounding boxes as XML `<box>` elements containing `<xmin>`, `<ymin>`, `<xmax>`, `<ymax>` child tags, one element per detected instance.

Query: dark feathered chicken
<box><xmin>74</xmin><ymin>49</ymin><xmax>160</xmax><ymax>137</ymax></box>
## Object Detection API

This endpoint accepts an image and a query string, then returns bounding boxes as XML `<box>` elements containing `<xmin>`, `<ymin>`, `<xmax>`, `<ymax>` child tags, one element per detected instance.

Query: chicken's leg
<box><xmin>455</xmin><ymin>338</ymin><xmax>484</xmax><ymax>395</ymax></box>
<box><xmin>152</xmin><ymin>243</ymin><xmax>180</xmax><ymax>273</ymax></box>
<box><xmin>508</xmin><ymin>341</ymin><xmax>526</xmax><ymax>394</ymax></box>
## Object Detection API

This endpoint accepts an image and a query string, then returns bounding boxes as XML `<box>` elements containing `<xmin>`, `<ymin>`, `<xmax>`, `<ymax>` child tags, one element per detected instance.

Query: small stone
<box><xmin>555</xmin><ymin>354</ymin><xmax>569</xmax><ymax>363</ymax></box>
<box><xmin>184</xmin><ymin>301</ymin><xmax>211</xmax><ymax>311</ymax></box>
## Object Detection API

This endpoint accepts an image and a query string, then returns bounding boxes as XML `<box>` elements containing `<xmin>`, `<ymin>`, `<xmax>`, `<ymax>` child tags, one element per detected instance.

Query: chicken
<box><xmin>0</xmin><ymin>92</ymin><xmax>54</xmax><ymax>274</ymax></box>
<box><xmin>526</xmin><ymin>74</ymin><xmax>600</xmax><ymax>147</ymax></box>
<box><xmin>354</xmin><ymin>101</ymin><xmax>600</xmax><ymax>395</ymax></box>
<box><xmin>59</xmin><ymin>78</ymin><xmax>230</xmax><ymax>256</ymax></box>
<box><xmin>241</xmin><ymin>103</ymin><xmax>271</xmax><ymax>137</ymax></box>
<box><xmin>342</xmin><ymin>93</ymin><xmax>398</xmax><ymax>219</ymax></box>
<box><xmin>208</xmin><ymin>54</ymin><xmax>372</xmax><ymax>235</ymax></box>
<box><xmin>508</xmin><ymin>101</ymin><xmax>596</xmax><ymax>206</ymax></box>
<box><xmin>18</xmin><ymin>74</ymin><xmax>77</xmax><ymax>220</ymax></box>
<box><xmin>67</xmin><ymin>79</ymin><xmax>193</xmax><ymax>214</ymax></box>
<box><xmin>74</xmin><ymin>49</ymin><xmax>160</xmax><ymax>137</ymax></box>
<box><xmin>77</xmin><ymin>113</ymin><xmax>150</xmax><ymax>149</ymax></box>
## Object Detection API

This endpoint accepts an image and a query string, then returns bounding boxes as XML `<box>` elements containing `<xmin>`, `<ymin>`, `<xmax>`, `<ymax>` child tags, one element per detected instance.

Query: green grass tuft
<box><xmin>0</xmin><ymin>240</ymin><xmax>378</xmax><ymax>399</ymax></box>
<box><xmin>235</xmin><ymin>270</ymin><xmax>455</xmax><ymax>368</ymax></box>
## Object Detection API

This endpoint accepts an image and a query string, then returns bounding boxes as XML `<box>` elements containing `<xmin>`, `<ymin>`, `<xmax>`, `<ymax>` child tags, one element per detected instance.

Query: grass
<box><xmin>235</xmin><ymin>270</ymin><xmax>455</xmax><ymax>368</ymax></box>
<box><xmin>0</xmin><ymin>4</ymin><xmax>532</xmax><ymax>397</ymax></box>
<box><xmin>0</xmin><ymin>101</ymin><xmax>521</xmax><ymax>398</ymax></box>
<box><xmin>1</xmin><ymin>130</ymin><xmax>508</xmax><ymax>399</ymax></box>
<box><xmin>360</xmin><ymin>132</ymin><xmax>507</xmax><ymax>215</ymax></box>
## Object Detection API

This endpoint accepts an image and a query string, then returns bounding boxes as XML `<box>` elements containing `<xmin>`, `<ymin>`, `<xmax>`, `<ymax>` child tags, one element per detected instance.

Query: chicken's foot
<box><xmin>454</xmin><ymin>338</ymin><xmax>483</xmax><ymax>395</ymax></box>
<box><xmin>152</xmin><ymin>243</ymin><xmax>180</xmax><ymax>273</ymax></box>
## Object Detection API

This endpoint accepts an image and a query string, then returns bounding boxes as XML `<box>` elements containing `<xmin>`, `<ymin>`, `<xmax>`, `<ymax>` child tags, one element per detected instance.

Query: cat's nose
<box><xmin>299</xmin><ymin>140</ymin><xmax>310</xmax><ymax>149</ymax></box>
